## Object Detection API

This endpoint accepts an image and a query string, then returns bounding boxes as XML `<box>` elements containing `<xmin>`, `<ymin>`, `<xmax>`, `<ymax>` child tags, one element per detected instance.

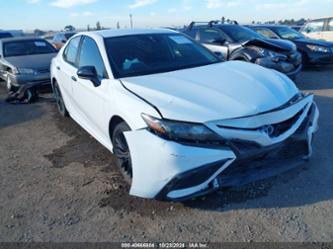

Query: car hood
<box><xmin>292</xmin><ymin>37</ymin><xmax>333</xmax><ymax>47</ymax></box>
<box><xmin>5</xmin><ymin>53</ymin><xmax>57</xmax><ymax>69</ymax></box>
<box><xmin>121</xmin><ymin>61</ymin><xmax>299</xmax><ymax>123</ymax></box>
<box><xmin>243</xmin><ymin>38</ymin><xmax>296</xmax><ymax>52</ymax></box>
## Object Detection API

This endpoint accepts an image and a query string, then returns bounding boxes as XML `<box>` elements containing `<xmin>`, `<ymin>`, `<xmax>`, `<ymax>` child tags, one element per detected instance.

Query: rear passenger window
<box><xmin>78</xmin><ymin>36</ymin><xmax>108</xmax><ymax>79</ymax></box>
<box><xmin>303</xmin><ymin>21</ymin><xmax>324</xmax><ymax>33</ymax></box>
<box><xmin>63</xmin><ymin>36</ymin><xmax>81</xmax><ymax>66</ymax></box>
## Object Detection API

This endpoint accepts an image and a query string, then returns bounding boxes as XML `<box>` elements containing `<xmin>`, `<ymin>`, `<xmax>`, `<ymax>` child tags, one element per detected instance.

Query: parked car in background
<box><xmin>51</xmin><ymin>29</ymin><xmax>319</xmax><ymax>200</ymax></box>
<box><xmin>181</xmin><ymin>21</ymin><xmax>302</xmax><ymax>79</ymax></box>
<box><xmin>42</xmin><ymin>34</ymin><xmax>55</xmax><ymax>44</ymax></box>
<box><xmin>0</xmin><ymin>31</ymin><xmax>13</xmax><ymax>39</ymax></box>
<box><xmin>0</xmin><ymin>37</ymin><xmax>57</xmax><ymax>90</ymax></box>
<box><xmin>301</xmin><ymin>17</ymin><xmax>333</xmax><ymax>42</ymax></box>
<box><xmin>51</xmin><ymin>32</ymin><xmax>76</xmax><ymax>49</ymax></box>
<box><xmin>249</xmin><ymin>25</ymin><xmax>333</xmax><ymax>65</ymax></box>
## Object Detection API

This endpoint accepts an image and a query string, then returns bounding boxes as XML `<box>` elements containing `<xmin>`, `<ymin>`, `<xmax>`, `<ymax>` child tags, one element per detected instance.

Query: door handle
<box><xmin>71</xmin><ymin>76</ymin><xmax>77</xmax><ymax>82</ymax></box>
<box><xmin>56</xmin><ymin>66</ymin><xmax>61</xmax><ymax>70</ymax></box>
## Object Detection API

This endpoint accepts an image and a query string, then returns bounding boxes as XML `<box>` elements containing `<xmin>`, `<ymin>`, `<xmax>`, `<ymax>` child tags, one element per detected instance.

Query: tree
<box><xmin>96</xmin><ymin>21</ymin><xmax>101</xmax><ymax>30</ymax></box>
<box><xmin>64</xmin><ymin>25</ymin><xmax>76</xmax><ymax>32</ymax></box>
<box><xmin>221</xmin><ymin>16</ymin><xmax>225</xmax><ymax>24</ymax></box>
<box><xmin>87</xmin><ymin>25</ymin><xmax>91</xmax><ymax>31</ymax></box>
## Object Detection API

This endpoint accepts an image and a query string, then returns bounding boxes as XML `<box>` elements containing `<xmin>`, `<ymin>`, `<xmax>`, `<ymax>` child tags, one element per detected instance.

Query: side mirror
<box><xmin>62</xmin><ymin>40</ymin><xmax>67</xmax><ymax>43</ymax></box>
<box><xmin>77</xmin><ymin>66</ymin><xmax>100</xmax><ymax>87</ymax></box>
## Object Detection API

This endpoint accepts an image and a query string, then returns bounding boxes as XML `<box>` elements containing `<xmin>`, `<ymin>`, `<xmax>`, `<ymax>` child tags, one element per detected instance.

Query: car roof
<box><xmin>307</xmin><ymin>17</ymin><xmax>333</xmax><ymax>22</ymax></box>
<box><xmin>56</xmin><ymin>31</ymin><xmax>76</xmax><ymax>34</ymax></box>
<box><xmin>190</xmin><ymin>24</ymin><xmax>242</xmax><ymax>29</ymax></box>
<box><xmin>0</xmin><ymin>37</ymin><xmax>47</xmax><ymax>43</ymax></box>
<box><xmin>249</xmin><ymin>25</ymin><xmax>289</xmax><ymax>29</ymax></box>
<box><xmin>79</xmin><ymin>28</ymin><xmax>178</xmax><ymax>39</ymax></box>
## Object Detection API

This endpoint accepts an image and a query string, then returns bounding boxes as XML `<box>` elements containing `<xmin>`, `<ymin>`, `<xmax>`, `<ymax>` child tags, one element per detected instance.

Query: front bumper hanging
<box><xmin>125</xmin><ymin>100</ymin><xmax>319</xmax><ymax>201</ymax></box>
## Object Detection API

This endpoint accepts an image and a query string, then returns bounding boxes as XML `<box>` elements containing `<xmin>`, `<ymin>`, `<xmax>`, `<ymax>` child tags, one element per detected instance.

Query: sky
<box><xmin>1</xmin><ymin>0</ymin><xmax>333</xmax><ymax>31</ymax></box>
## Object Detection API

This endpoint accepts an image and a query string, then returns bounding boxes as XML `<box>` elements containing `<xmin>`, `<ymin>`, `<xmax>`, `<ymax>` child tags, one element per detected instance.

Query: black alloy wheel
<box><xmin>112</xmin><ymin>122</ymin><xmax>132</xmax><ymax>184</ymax></box>
<box><xmin>53</xmin><ymin>82</ymin><xmax>69</xmax><ymax>117</ymax></box>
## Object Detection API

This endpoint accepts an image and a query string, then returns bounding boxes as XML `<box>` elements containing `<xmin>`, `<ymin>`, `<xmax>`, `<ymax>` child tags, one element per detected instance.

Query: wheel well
<box><xmin>109</xmin><ymin>116</ymin><xmax>126</xmax><ymax>141</ymax></box>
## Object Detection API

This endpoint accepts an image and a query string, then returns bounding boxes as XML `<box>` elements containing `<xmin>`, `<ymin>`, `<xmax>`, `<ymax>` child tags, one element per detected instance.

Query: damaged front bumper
<box><xmin>256</xmin><ymin>57</ymin><xmax>302</xmax><ymax>79</ymax></box>
<box><xmin>8</xmin><ymin>72</ymin><xmax>51</xmax><ymax>89</ymax></box>
<box><xmin>124</xmin><ymin>95</ymin><xmax>319</xmax><ymax>201</ymax></box>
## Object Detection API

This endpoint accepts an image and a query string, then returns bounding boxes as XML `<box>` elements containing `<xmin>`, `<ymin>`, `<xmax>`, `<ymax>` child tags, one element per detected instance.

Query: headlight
<box><xmin>306</xmin><ymin>45</ymin><xmax>330</xmax><ymax>53</ymax></box>
<box><xmin>141</xmin><ymin>114</ymin><xmax>224</xmax><ymax>144</ymax></box>
<box><xmin>16</xmin><ymin>68</ymin><xmax>36</xmax><ymax>74</ymax></box>
<box><xmin>256</xmin><ymin>48</ymin><xmax>287</xmax><ymax>62</ymax></box>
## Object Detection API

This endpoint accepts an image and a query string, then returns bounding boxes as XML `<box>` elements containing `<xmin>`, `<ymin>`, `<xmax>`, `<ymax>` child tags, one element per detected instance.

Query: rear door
<box><xmin>72</xmin><ymin>35</ymin><xmax>109</xmax><ymax>136</ymax></box>
<box><xmin>198</xmin><ymin>28</ymin><xmax>229</xmax><ymax>58</ymax></box>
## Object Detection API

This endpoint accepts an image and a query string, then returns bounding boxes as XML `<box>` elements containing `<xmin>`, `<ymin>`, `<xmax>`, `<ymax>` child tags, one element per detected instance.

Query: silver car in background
<box><xmin>0</xmin><ymin>37</ymin><xmax>57</xmax><ymax>91</ymax></box>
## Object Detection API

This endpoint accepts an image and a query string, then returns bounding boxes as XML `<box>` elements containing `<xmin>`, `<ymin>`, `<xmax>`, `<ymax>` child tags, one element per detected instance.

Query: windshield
<box><xmin>273</xmin><ymin>27</ymin><xmax>304</xmax><ymax>39</ymax></box>
<box><xmin>3</xmin><ymin>39</ymin><xmax>56</xmax><ymax>57</ymax></box>
<box><xmin>220</xmin><ymin>25</ymin><xmax>263</xmax><ymax>42</ymax></box>
<box><xmin>105</xmin><ymin>33</ymin><xmax>220</xmax><ymax>78</ymax></box>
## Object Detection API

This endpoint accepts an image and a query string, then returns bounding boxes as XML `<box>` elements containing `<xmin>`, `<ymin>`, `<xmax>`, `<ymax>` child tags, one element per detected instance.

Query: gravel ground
<box><xmin>0</xmin><ymin>66</ymin><xmax>332</xmax><ymax>242</ymax></box>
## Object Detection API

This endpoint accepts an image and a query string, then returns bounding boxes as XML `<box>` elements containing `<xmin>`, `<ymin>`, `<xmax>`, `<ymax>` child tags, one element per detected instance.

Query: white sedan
<box><xmin>51</xmin><ymin>29</ymin><xmax>319</xmax><ymax>201</ymax></box>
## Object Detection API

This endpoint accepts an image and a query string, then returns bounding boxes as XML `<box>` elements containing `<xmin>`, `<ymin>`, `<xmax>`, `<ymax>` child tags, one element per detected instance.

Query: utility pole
<box><xmin>129</xmin><ymin>14</ymin><xmax>133</xmax><ymax>29</ymax></box>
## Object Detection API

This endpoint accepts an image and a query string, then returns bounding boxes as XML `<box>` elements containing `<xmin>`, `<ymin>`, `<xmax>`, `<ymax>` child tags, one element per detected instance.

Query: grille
<box><xmin>218</xmin><ymin>139</ymin><xmax>309</xmax><ymax>187</ymax></box>
<box><xmin>269</xmin><ymin>108</ymin><xmax>304</xmax><ymax>137</ymax></box>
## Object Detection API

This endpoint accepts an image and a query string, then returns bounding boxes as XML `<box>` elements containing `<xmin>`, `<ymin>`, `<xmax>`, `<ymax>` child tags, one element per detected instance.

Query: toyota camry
<box><xmin>50</xmin><ymin>29</ymin><xmax>319</xmax><ymax>201</ymax></box>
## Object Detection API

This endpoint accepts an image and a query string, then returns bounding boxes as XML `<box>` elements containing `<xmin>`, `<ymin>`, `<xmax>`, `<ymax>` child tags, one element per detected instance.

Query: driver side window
<box><xmin>256</xmin><ymin>28</ymin><xmax>279</xmax><ymax>39</ymax></box>
<box><xmin>199</xmin><ymin>29</ymin><xmax>225</xmax><ymax>44</ymax></box>
<box><xmin>78</xmin><ymin>36</ymin><xmax>108</xmax><ymax>79</ymax></box>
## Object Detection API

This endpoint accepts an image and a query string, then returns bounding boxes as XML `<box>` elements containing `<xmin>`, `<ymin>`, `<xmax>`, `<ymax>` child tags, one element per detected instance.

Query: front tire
<box><xmin>112</xmin><ymin>122</ymin><xmax>132</xmax><ymax>184</ymax></box>
<box><xmin>53</xmin><ymin>82</ymin><xmax>69</xmax><ymax>117</ymax></box>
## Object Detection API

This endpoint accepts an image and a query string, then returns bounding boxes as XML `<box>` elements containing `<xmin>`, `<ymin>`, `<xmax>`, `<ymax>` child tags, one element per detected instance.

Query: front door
<box><xmin>72</xmin><ymin>36</ymin><xmax>109</xmax><ymax>138</ymax></box>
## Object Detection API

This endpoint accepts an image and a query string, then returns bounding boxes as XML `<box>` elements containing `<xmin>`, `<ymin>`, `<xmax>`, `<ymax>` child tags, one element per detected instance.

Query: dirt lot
<box><xmin>0</xmin><ymin>66</ymin><xmax>333</xmax><ymax>242</ymax></box>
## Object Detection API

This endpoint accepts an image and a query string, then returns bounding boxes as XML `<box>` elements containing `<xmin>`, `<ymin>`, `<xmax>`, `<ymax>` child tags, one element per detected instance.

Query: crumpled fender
<box><xmin>124</xmin><ymin>129</ymin><xmax>236</xmax><ymax>199</ymax></box>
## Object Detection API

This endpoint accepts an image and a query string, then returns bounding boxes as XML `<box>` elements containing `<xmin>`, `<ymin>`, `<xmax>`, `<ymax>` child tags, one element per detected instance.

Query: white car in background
<box><xmin>51</xmin><ymin>29</ymin><xmax>319</xmax><ymax>201</ymax></box>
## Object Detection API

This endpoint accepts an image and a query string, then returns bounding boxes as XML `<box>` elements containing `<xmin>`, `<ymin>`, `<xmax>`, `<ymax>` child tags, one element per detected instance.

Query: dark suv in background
<box><xmin>181</xmin><ymin>21</ymin><xmax>302</xmax><ymax>79</ymax></box>
<box><xmin>248</xmin><ymin>25</ymin><xmax>333</xmax><ymax>66</ymax></box>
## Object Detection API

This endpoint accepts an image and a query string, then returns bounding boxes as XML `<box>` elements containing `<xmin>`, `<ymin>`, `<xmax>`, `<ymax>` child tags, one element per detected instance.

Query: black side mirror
<box><xmin>62</xmin><ymin>40</ymin><xmax>67</xmax><ymax>43</ymax></box>
<box><xmin>77</xmin><ymin>66</ymin><xmax>100</xmax><ymax>87</ymax></box>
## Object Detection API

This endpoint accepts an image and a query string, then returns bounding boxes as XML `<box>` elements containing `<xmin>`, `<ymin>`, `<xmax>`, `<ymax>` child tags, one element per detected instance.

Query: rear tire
<box><xmin>53</xmin><ymin>82</ymin><xmax>69</xmax><ymax>117</ymax></box>
<box><xmin>112</xmin><ymin>122</ymin><xmax>132</xmax><ymax>184</ymax></box>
